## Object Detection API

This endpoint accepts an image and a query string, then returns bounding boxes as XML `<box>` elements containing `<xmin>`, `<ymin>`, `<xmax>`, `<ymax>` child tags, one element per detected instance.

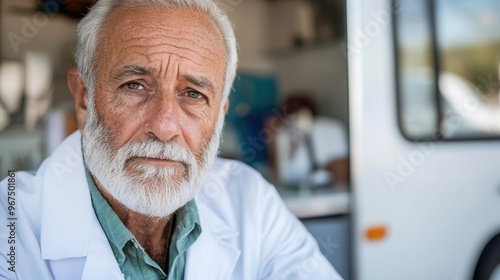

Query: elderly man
<box><xmin>0</xmin><ymin>0</ymin><xmax>341</xmax><ymax>279</ymax></box>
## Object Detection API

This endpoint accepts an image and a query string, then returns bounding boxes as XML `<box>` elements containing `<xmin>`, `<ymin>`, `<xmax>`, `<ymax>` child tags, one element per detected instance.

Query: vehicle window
<box><xmin>394</xmin><ymin>0</ymin><xmax>500</xmax><ymax>140</ymax></box>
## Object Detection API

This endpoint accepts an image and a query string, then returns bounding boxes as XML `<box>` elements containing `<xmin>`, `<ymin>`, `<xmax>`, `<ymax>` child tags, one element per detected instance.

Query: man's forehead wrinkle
<box><xmin>145</xmin><ymin>51</ymin><xmax>216</xmax><ymax>68</ymax></box>
<box><xmin>122</xmin><ymin>44</ymin><xmax>220</xmax><ymax>67</ymax></box>
<box><xmin>119</xmin><ymin>29</ymin><xmax>224</xmax><ymax>63</ymax></box>
<box><xmin>129</xmin><ymin>35</ymin><xmax>225</xmax><ymax>65</ymax></box>
<box><xmin>129</xmin><ymin>26</ymin><xmax>224</xmax><ymax>56</ymax></box>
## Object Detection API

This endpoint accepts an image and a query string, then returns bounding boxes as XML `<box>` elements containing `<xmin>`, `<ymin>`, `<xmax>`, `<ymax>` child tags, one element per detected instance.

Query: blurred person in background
<box><xmin>0</xmin><ymin>0</ymin><xmax>341</xmax><ymax>279</ymax></box>
<box><xmin>268</xmin><ymin>94</ymin><xmax>349</xmax><ymax>188</ymax></box>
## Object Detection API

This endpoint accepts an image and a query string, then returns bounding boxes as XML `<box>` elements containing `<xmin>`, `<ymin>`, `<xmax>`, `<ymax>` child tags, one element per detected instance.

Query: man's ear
<box><xmin>67</xmin><ymin>67</ymin><xmax>88</xmax><ymax>131</ymax></box>
<box><xmin>223</xmin><ymin>99</ymin><xmax>229</xmax><ymax>115</ymax></box>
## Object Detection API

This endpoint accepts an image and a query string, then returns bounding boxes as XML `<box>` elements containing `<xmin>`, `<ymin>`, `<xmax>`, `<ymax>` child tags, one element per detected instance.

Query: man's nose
<box><xmin>144</xmin><ymin>91</ymin><xmax>181</xmax><ymax>142</ymax></box>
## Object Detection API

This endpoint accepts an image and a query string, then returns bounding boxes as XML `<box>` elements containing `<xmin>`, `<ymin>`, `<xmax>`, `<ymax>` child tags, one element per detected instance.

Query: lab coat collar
<box><xmin>40</xmin><ymin>131</ymin><xmax>91</xmax><ymax>260</ymax></box>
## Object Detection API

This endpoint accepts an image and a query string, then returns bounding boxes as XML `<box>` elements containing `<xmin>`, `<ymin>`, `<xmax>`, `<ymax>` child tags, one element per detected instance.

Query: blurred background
<box><xmin>1</xmin><ymin>0</ymin><xmax>500</xmax><ymax>279</ymax></box>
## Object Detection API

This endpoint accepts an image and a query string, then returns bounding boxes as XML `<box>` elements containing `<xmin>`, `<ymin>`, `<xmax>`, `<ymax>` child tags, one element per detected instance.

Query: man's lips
<box><xmin>129</xmin><ymin>157</ymin><xmax>183</xmax><ymax>166</ymax></box>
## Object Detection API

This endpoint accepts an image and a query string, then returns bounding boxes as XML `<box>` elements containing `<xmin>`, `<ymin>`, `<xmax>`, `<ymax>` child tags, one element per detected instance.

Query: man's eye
<box><xmin>186</xmin><ymin>91</ymin><xmax>203</xmax><ymax>99</ymax></box>
<box><xmin>125</xmin><ymin>82</ymin><xmax>144</xmax><ymax>90</ymax></box>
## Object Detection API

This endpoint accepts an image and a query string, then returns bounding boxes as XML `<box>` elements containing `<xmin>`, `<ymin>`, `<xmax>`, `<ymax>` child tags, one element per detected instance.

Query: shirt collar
<box><xmin>172</xmin><ymin>199</ymin><xmax>201</xmax><ymax>252</ymax></box>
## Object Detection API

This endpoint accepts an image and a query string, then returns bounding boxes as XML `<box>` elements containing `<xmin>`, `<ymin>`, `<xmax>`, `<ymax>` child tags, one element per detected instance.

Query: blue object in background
<box><xmin>226</xmin><ymin>73</ymin><xmax>279</xmax><ymax>169</ymax></box>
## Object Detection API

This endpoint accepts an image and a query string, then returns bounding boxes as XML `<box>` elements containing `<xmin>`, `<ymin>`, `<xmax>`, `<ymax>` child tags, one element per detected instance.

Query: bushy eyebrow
<box><xmin>181</xmin><ymin>74</ymin><xmax>216</xmax><ymax>94</ymax></box>
<box><xmin>110</xmin><ymin>65</ymin><xmax>153</xmax><ymax>81</ymax></box>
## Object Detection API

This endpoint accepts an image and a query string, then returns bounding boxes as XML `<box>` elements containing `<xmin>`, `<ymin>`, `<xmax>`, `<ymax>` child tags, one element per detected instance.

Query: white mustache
<box><xmin>117</xmin><ymin>138</ymin><xmax>196</xmax><ymax>167</ymax></box>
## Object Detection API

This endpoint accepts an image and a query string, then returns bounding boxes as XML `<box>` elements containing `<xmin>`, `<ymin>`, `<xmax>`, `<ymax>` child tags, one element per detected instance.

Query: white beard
<box><xmin>82</xmin><ymin>96</ymin><xmax>223</xmax><ymax>218</ymax></box>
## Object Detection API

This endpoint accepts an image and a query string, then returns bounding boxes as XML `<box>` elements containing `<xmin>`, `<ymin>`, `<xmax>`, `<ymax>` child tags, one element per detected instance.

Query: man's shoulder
<box><xmin>195</xmin><ymin>157</ymin><xmax>275</xmax><ymax>212</ymax></box>
<box><xmin>0</xmin><ymin>165</ymin><xmax>45</xmax><ymax>208</ymax></box>
<box><xmin>212</xmin><ymin>157</ymin><xmax>262</xmax><ymax>177</ymax></box>
<box><xmin>207</xmin><ymin>157</ymin><xmax>270</xmax><ymax>191</ymax></box>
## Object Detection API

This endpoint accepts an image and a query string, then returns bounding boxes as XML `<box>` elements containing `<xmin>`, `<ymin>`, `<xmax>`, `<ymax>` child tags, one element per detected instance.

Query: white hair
<box><xmin>75</xmin><ymin>0</ymin><xmax>237</xmax><ymax>102</ymax></box>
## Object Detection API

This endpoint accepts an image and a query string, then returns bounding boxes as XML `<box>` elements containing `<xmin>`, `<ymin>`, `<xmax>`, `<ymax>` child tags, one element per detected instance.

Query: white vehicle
<box><xmin>348</xmin><ymin>0</ymin><xmax>500</xmax><ymax>278</ymax></box>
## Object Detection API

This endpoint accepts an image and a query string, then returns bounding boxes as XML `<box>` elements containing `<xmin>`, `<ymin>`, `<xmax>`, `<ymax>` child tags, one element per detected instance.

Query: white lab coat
<box><xmin>0</xmin><ymin>132</ymin><xmax>341</xmax><ymax>280</ymax></box>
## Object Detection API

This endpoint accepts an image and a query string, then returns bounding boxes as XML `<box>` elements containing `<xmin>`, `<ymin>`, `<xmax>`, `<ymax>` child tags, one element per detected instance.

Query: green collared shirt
<box><xmin>85</xmin><ymin>170</ymin><xmax>201</xmax><ymax>280</ymax></box>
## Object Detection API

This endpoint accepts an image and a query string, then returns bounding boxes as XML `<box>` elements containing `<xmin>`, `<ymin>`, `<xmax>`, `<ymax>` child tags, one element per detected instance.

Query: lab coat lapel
<box><xmin>39</xmin><ymin>131</ymin><xmax>123</xmax><ymax>279</ymax></box>
<box><xmin>40</xmin><ymin>131</ymin><xmax>90</xmax><ymax>259</ymax></box>
<box><xmin>185</xmin><ymin>196</ymin><xmax>241</xmax><ymax>280</ymax></box>
<box><xmin>80</xmin><ymin>214</ymin><xmax>124</xmax><ymax>280</ymax></box>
